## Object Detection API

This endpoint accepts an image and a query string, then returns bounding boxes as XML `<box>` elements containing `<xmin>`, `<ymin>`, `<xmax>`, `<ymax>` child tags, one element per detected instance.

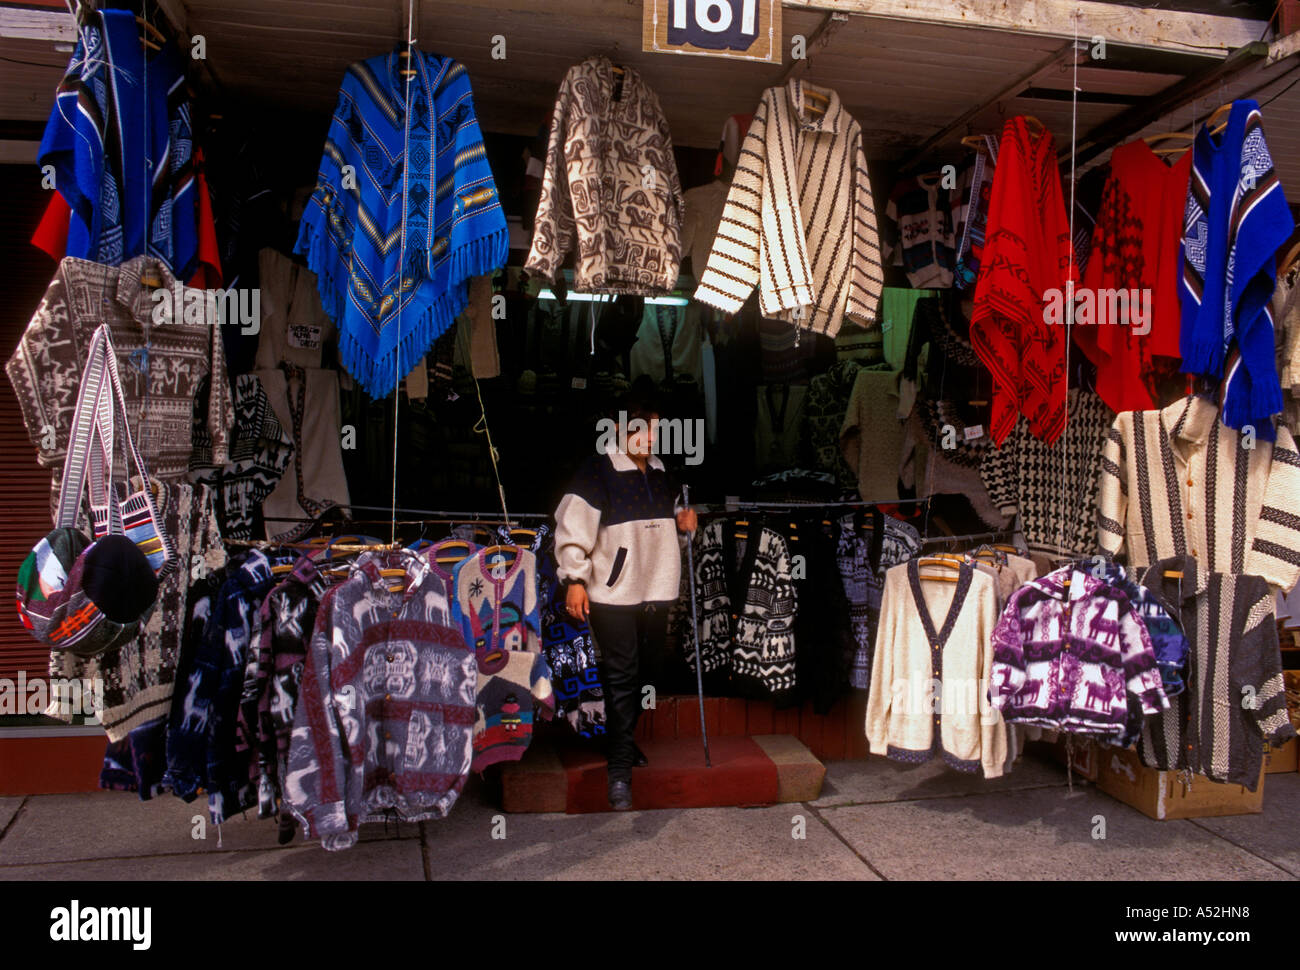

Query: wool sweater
<box><xmin>691</xmin><ymin>519</ymin><xmax>799</xmax><ymax>701</ymax></box>
<box><xmin>980</xmin><ymin>386</ymin><xmax>1114</xmax><ymax>558</ymax></box>
<box><xmin>449</xmin><ymin>547</ymin><xmax>542</xmax><ymax>660</ymax></box>
<box><xmin>840</xmin><ymin>367</ymin><xmax>905</xmax><ymax>502</ymax></box>
<box><xmin>7</xmin><ymin>256</ymin><xmax>234</xmax><ymax>491</ymax></box>
<box><xmin>695</xmin><ymin>78</ymin><xmax>884</xmax><ymax>337</ymax></box>
<box><xmin>554</xmin><ymin>449</ymin><xmax>682</xmax><ymax>606</ymax></box>
<box><xmin>471</xmin><ymin>648</ymin><xmax>555</xmax><ymax>770</ymax></box>
<box><xmin>1180</xmin><ymin>100</ymin><xmax>1293</xmax><ymax>436</ymax></box>
<box><xmin>835</xmin><ymin>510</ymin><xmax>923</xmax><ymax>689</ymax></box>
<box><xmin>249</xmin><ymin>556</ymin><xmax>333</xmax><ymax>820</ymax></box>
<box><xmin>804</xmin><ymin>360</ymin><xmax>867</xmax><ymax>488</ymax></box>
<box><xmin>1081</xmin><ymin>559</ymin><xmax>1189</xmax><ymax>697</ymax></box>
<box><xmin>1096</xmin><ymin>394</ymin><xmax>1300</xmax><ymax>592</ymax></box>
<box><xmin>866</xmin><ymin>561</ymin><xmax>1006</xmax><ymax>777</ymax></box>
<box><xmin>526</xmin><ymin>56</ymin><xmax>684</xmax><ymax>295</ymax></box>
<box><xmin>287</xmin><ymin>551</ymin><xmax>477</xmax><ymax>851</ymax></box>
<box><xmin>1137</xmin><ymin>557</ymin><xmax>1296</xmax><ymax>790</ymax></box>
<box><xmin>51</xmin><ymin>481</ymin><xmax>226</xmax><ymax>742</ymax></box>
<box><xmin>989</xmin><ymin>566</ymin><xmax>1167</xmax><ymax>740</ymax></box>
<box><xmin>887</xmin><ymin>173</ymin><xmax>955</xmax><ymax>289</ymax></box>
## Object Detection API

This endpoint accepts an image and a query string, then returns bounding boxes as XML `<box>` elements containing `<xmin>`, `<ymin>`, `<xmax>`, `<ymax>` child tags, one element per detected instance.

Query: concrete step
<box><xmin>500</xmin><ymin>734</ymin><xmax>825</xmax><ymax>814</ymax></box>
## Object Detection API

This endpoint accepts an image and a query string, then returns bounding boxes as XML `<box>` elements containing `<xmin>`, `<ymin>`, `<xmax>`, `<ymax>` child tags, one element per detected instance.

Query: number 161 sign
<box><xmin>643</xmin><ymin>0</ymin><xmax>782</xmax><ymax>63</ymax></box>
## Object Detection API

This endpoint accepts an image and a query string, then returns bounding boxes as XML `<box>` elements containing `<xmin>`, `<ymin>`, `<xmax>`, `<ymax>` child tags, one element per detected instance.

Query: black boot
<box><xmin>608</xmin><ymin>779</ymin><xmax>633</xmax><ymax>811</ymax></box>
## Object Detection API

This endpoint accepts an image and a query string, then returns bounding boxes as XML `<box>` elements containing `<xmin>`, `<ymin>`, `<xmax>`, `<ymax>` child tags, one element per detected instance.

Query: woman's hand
<box><xmin>675</xmin><ymin>506</ymin><xmax>698</xmax><ymax>534</ymax></box>
<box><xmin>565</xmin><ymin>582</ymin><xmax>590</xmax><ymax>623</ymax></box>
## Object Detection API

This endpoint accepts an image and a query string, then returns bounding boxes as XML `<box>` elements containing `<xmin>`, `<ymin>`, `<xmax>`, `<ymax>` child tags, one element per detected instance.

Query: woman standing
<box><xmin>554</xmin><ymin>379</ymin><xmax>697</xmax><ymax>810</ymax></box>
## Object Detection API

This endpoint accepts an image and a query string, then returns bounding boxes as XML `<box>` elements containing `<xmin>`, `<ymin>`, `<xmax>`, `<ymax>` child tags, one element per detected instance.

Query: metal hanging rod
<box><xmin>921</xmin><ymin>530</ymin><xmax>1020</xmax><ymax>546</ymax></box>
<box><xmin>698</xmin><ymin>497</ymin><xmax>931</xmax><ymax>512</ymax></box>
<box><xmin>345</xmin><ymin>504</ymin><xmax>551</xmax><ymax>520</ymax></box>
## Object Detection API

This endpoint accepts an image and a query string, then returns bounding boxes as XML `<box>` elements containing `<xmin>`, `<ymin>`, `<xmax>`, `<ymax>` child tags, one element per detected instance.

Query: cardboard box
<box><xmin>1095</xmin><ymin>745</ymin><xmax>1264</xmax><ymax>820</ymax></box>
<box><xmin>1264</xmin><ymin>738</ymin><xmax>1299</xmax><ymax>774</ymax></box>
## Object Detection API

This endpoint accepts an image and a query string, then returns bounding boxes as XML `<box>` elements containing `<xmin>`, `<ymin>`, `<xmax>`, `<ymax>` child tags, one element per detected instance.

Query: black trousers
<box><xmin>587</xmin><ymin>601</ymin><xmax>668</xmax><ymax>783</ymax></box>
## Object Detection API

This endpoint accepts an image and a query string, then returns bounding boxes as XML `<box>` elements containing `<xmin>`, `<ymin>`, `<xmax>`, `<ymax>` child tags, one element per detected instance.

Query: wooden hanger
<box><xmin>804</xmin><ymin>87</ymin><xmax>829</xmax><ymax>118</ymax></box>
<box><xmin>916</xmin><ymin>556</ymin><xmax>961</xmax><ymax>583</ymax></box>
<box><xmin>271</xmin><ymin>562</ymin><xmax>296</xmax><ymax>575</ymax></box>
<box><xmin>398</xmin><ymin>49</ymin><xmax>417</xmax><ymax>77</ymax></box>
<box><xmin>1023</xmin><ymin>115</ymin><xmax>1046</xmax><ymax>134</ymax></box>
<box><xmin>434</xmin><ymin>538</ymin><xmax>475</xmax><ymax>565</ymax></box>
<box><xmin>993</xmin><ymin>544</ymin><xmax>1020</xmax><ymax>555</ymax></box>
<box><xmin>137</xmin><ymin>16</ymin><xmax>162</xmax><ymax>51</ymax></box>
<box><xmin>1163</xmin><ymin>569</ymin><xmax>1184</xmax><ymax>579</ymax></box>
<box><xmin>139</xmin><ymin>264</ymin><xmax>163</xmax><ymax>288</ymax></box>
<box><xmin>960</xmin><ymin>134</ymin><xmax>986</xmax><ymax>150</ymax></box>
<box><xmin>1279</xmin><ymin>239</ymin><xmax>1300</xmax><ymax>275</ymax></box>
<box><xmin>1207</xmin><ymin>102</ymin><xmax>1233</xmax><ymax>136</ymax></box>
<box><xmin>481</xmin><ymin>544</ymin><xmax>519</xmax><ymax>577</ymax></box>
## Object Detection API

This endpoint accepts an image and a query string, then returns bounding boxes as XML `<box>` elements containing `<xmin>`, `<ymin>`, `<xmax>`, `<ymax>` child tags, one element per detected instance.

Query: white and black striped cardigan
<box><xmin>1096</xmin><ymin>394</ymin><xmax>1300</xmax><ymax>592</ymax></box>
<box><xmin>694</xmin><ymin>79</ymin><xmax>884</xmax><ymax>338</ymax></box>
<box><xmin>1137</xmin><ymin>557</ymin><xmax>1296</xmax><ymax>790</ymax></box>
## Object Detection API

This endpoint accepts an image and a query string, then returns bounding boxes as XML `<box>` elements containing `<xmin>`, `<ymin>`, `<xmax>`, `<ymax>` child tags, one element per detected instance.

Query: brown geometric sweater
<box><xmin>525</xmin><ymin>55</ymin><xmax>684</xmax><ymax>295</ymax></box>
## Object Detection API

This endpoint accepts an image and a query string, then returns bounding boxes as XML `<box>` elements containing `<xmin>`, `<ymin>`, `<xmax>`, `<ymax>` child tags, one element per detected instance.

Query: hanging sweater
<box><xmin>1179</xmin><ymin>100</ymin><xmax>1293</xmax><ymax>436</ymax></box>
<box><xmin>1077</xmin><ymin>140</ymin><xmax>1190</xmax><ymax>412</ymax></box>
<box><xmin>980</xmin><ymin>386</ymin><xmax>1114</xmax><ymax>558</ymax></box>
<box><xmin>1137</xmin><ymin>556</ymin><xmax>1296</xmax><ymax>790</ymax></box>
<box><xmin>287</xmin><ymin>552</ymin><xmax>476</xmax><ymax>851</ymax></box>
<box><xmin>692</xmin><ymin>519</ymin><xmax>799</xmax><ymax>701</ymax></box>
<box><xmin>835</xmin><ymin>510</ymin><xmax>923</xmax><ymax>689</ymax></box>
<box><xmin>989</xmin><ymin>566</ymin><xmax>1167</xmax><ymax>740</ymax></box>
<box><xmin>840</xmin><ymin>366</ymin><xmax>905</xmax><ymax>502</ymax></box>
<box><xmin>970</xmin><ymin>117</ymin><xmax>1076</xmax><ymax>445</ymax></box>
<box><xmin>1096</xmin><ymin>394</ymin><xmax>1300</xmax><ymax>592</ymax></box>
<box><xmin>886</xmin><ymin>173</ymin><xmax>955</xmax><ymax>289</ymax></box>
<box><xmin>526</xmin><ymin>56</ymin><xmax>684</xmax><ymax>295</ymax></box>
<box><xmin>695</xmin><ymin>78</ymin><xmax>884</xmax><ymax>337</ymax></box>
<box><xmin>866</xmin><ymin>561</ymin><xmax>1006</xmax><ymax>777</ymax></box>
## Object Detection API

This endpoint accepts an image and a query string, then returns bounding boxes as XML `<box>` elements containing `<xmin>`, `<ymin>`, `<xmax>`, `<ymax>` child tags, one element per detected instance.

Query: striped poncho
<box><xmin>39</xmin><ymin>8</ymin><xmax>196</xmax><ymax>277</ymax></box>
<box><xmin>296</xmin><ymin>49</ymin><xmax>508</xmax><ymax>399</ymax></box>
<box><xmin>1179</xmin><ymin>100</ymin><xmax>1294</xmax><ymax>439</ymax></box>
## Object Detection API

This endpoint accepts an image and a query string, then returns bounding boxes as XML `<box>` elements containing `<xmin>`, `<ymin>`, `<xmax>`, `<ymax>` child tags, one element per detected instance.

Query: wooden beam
<box><xmin>1067</xmin><ymin>41</ymin><xmax>1270</xmax><ymax>169</ymax></box>
<box><xmin>782</xmin><ymin>0</ymin><xmax>1267</xmax><ymax>56</ymax></box>
<box><xmin>897</xmin><ymin>42</ymin><xmax>1076</xmax><ymax>170</ymax></box>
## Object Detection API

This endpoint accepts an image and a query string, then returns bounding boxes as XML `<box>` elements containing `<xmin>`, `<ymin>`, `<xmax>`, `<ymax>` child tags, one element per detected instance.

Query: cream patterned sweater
<box><xmin>694</xmin><ymin>79</ymin><xmax>884</xmax><ymax>337</ymax></box>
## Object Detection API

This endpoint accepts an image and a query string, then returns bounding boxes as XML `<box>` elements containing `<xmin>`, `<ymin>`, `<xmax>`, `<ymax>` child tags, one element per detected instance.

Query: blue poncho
<box><xmin>39</xmin><ymin>8</ymin><xmax>196</xmax><ymax>277</ymax></box>
<box><xmin>295</xmin><ymin>50</ymin><xmax>509</xmax><ymax>399</ymax></box>
<box><xmin>1179</xmin><ymin>99</ymin><xmax>1294</xmax><ymax>438</ymax></box>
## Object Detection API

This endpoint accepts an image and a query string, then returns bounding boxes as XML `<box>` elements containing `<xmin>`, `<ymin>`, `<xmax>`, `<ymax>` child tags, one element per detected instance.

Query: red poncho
<box><xmin>1075</xmin><ymin>139</ymin><xmax>1190</xmax><ymax>411</ymax></box>
<box><xmin>971</xmin><ymin>117</ymin><xmax>1076</xmax><ymax>445</ymax></box>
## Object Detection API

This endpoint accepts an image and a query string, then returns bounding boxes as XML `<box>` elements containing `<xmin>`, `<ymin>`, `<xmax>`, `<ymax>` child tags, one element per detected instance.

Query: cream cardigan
<box><xmin>866</xmin><ymin>560</ymin><xmax>1007</xmax><ymax>778</ymax></box>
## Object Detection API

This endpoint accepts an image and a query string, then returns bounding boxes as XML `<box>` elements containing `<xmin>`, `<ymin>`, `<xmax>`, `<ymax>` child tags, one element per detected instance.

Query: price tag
<box><xmin>964</xmin><ymin>424</ymin><xmax>985</xmax><ymax>441</ymax></box>
<box><xmin>571</xmin><ymin>376</ymin><xmax>587</xmax><ymax>390</ymax></box>
<box><xmin>525</xmin><ymin>155</ymin><xmax>545</xmax><ymax>179</ymax></box>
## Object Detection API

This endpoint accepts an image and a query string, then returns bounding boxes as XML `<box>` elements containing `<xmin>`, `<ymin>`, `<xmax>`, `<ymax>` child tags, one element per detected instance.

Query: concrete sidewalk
<box><xmin>1</xmin><ymin>756</ymin><xmax>1296</xmax><ymax>880</ymax></box>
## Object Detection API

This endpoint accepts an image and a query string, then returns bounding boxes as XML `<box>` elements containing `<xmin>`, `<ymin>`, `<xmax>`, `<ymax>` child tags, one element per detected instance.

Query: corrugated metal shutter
<box><xmin>0</xmin><ymin>165</ymin><xmax>58</xmax><ymax>684</ymax></box>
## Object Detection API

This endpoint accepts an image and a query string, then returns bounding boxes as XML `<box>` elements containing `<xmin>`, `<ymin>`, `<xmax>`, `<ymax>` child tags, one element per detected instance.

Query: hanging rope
<box><xmin>1057</xmin><ymin>7</ymin><xmax>1082</xmax><ymax>559</ymax></box>
<box><xmin>388</xmin><ymin>0</ymin><xmax>419</xmax><ymax>547</ymax></box>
